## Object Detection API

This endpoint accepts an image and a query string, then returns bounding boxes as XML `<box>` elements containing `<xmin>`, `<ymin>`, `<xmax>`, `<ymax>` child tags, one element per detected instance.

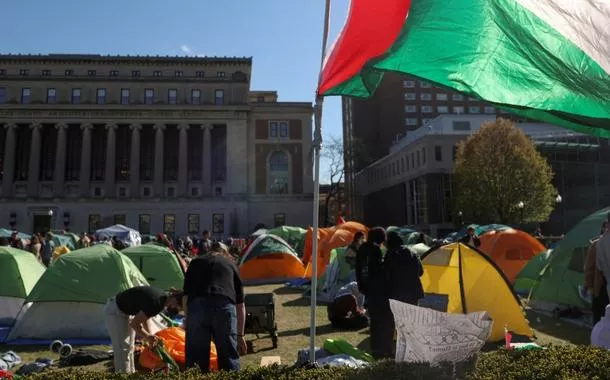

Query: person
<box><xmin>585</xmin><ymin>221</ymin><xmax>610</xmax><ymax>323</ymax></box>
<box><xmin>385</xmin><ymin>231</ymin><xmax>424</xmax><ymax>305</ymax></box>
<box><xmin>460</xmin><ymin>227</ymin><xmax>481</xmax><ymax>248</ymax></box>
<box><xmin>183</xmin><ymin>241</ymin><xmax>247</xmax><ymax>372</ymax></box>
<box><xmin>103</xmin><ymin>286</ymin><xmax>183</xmax><ymax>374</ymax></box>
<box><xmin>10</xmin><ymin>232</ymin><xmax>24</xmax><ymax>250</ymax></box>
<box><xmin>30</xmin><ymin>235</ymin><xmax>42</xmax><ymax>261</ymax></box>
<box><xmin>356</xmin><ymin>227</ymin><xmax>391</xmax><ymax>359</ymax></box>
<box><xmin>41</xmin><ymin>233</ymin><xmax>55</xmax><ymax>267</ymax></box>
<box><xmin>197</xmin><ymin>230</ymin><xmax>212</xmax><ymax>256</ymax></box>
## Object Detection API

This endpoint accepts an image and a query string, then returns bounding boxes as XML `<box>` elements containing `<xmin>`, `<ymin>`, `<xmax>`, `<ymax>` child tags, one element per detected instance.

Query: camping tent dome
<box><xmin>0</xmin><ymin>247</ymin><xmax>46</xmax><ymax>326</ymax></box>
<box><xmin>122</xmin><ymin>244</ymin><xmax>184</xmax><ymax>290</ymax></box>
<box><xmin>96</xmin><ymin>224</ymin><xmax>141</xmax><ymax>247</ymax></box>
<box><xmin>420</xmin><ymin>242</ymin><xmax>532</xmax><ymax>342</ymax></box>
<box><xmin>7</xmin><ymin>244</ymin><xmax>150</xmax><ymax>342</ymax></box>
<box><xmin>514</xmin><ymin>249</ymin><xmax>552</xmax><ymax>295</ymax></box>
<box><xmin>479</xmin><ymin>228</ymin><xmax>546</xmax><ymax>283</ymax></box>
<box><xmin>239</xmin><ymin>234</ymin><xmax>305</xmax><ymax>284</ymax></box>
<box><xmin>266</xmin><ymin>226</ymin><xmax>307</xmax><ymax>256</ymax></box>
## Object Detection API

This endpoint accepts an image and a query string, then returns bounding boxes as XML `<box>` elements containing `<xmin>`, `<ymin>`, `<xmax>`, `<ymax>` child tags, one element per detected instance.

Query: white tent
<box><xmin>96</xmin><ymin>224</ymin><xmax>141</xmax><ymax>247</ymax></box>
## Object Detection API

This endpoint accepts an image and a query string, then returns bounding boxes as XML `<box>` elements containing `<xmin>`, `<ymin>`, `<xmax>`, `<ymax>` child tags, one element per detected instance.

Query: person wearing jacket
<box><xmin>385</xmin><ymin>231</ymin><xmax>424</xmax><ymax>306</ymax></box>
<box><xmin>460</xmin><ymin>227</ymin><xmax>481</xmax><ymax>248</ymax></box>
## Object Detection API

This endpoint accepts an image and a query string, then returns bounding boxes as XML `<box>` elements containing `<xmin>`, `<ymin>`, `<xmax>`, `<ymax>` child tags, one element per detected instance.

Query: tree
<box><xmin>453</xmin><ymin>118</ymin><xmax>557</xmax><ymax>225</ymax></box>
<box><xmin>321</xmin><ymin>136</ymin><xmax>345</xmax><ymax>227</ymax></box>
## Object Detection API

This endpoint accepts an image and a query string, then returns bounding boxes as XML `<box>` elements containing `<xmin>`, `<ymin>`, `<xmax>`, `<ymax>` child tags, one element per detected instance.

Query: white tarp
<box><xmin>96</xmin><ymin>224</ymin><xmax>141</xmax><ymax>247</ymax></box>
<box><xmin>389</xmin><ymin>300</ymin><xmax>492</xmax><ymax>364</ymax></box>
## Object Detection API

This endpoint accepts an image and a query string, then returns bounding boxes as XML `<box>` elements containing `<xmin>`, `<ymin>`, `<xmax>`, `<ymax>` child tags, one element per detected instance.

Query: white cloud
<box><xmin>180</xmin><ymin>45</ymin><xmax>192</xmax><ymax>54</ymax></box>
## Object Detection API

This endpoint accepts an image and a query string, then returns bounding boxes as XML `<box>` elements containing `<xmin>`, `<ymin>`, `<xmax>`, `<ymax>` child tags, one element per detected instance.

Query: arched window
<box><xmin>268</xmin><ymin>151</ymin><xmax>289</xmax><ymax>194</ymax></box>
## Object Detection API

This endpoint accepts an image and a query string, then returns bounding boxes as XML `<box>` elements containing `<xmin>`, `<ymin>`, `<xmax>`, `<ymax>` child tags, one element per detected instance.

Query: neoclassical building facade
<box><xmin>0</xmin><ymin>54</ymin><xmax>313</xmax><ymax>236</ymax></box>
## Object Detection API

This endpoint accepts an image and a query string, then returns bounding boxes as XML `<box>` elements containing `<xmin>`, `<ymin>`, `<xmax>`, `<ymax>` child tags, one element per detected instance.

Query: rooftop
<box><xmin>0</xmin><ymin>53</ymin><xmax>252</xmax><ymax>65</ymax></box>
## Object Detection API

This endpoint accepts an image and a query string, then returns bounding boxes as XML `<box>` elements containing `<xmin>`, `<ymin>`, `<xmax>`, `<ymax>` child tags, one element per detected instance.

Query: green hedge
<box><xmin>25</xmin><ymin>346</ymin><xmax>610</xmax><ymax>380</ymax></box>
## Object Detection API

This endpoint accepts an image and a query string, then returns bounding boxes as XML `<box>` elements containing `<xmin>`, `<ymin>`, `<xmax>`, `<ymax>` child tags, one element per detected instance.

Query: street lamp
<box><xmin>517</xmin><ymin>201</ymin><xmax>524</xmax><ymax>226</ymax></box>
<box><xmin>47</xmin><ymin>209</ymin><xmax>54</xmax><ymax>217</ymax></box>
<box><xmin>555</xmin><ymin>194</ymin><xmax>562</xmax><ymax>204</ymax></box>
<box><xmin>457</xmin><ymin>210</ymin><xmax>463</xmax><ymax>227</ymax></box>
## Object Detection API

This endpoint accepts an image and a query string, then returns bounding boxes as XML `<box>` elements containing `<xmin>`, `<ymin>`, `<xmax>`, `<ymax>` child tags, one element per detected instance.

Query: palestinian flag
<box><xmin>318</xmin><ymin>0</ymin><xmax>610</xmax><ymax>137</ymax></box>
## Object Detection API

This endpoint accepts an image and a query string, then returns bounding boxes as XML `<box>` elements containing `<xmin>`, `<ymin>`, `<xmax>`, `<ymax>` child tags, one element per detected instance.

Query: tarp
<box><xmin>420</xmin><ymin>242</ymin><xmax>532</xmax><ymax>341</ymax></box>
<box><xmin>96</xmin><ymin>224</ymin><xmax>141</xmax><ymax>247</ymax></box>
<box><xmin>531</xmin><ymin>207</ymin><xmax>610</xmax><ymax>309</ymax></box>
<box><xmin>266</xmin><ymin>226</ymin><xmax>307</xmax><ymax>256</ymax></box>
<box><xmin>122</xmin><ymin>244</ymin><xmax>184</xmax><ymax>290</ymax></box>
<box><xmin>239</xmin><ymin>234</ymin><xmax>305</xmax><ymax>284</ymax></box>
<box><xmin>479</xmin><ymin>229</ymin><xmax>546</xmax><ymax>283</ymax></box>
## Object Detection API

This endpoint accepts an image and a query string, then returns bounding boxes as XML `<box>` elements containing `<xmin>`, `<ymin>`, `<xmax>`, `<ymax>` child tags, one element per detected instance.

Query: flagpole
<box><xmin>310</xmin><ymin>0</ymin><xmax>332</xmax><ymax>364</ymax></box>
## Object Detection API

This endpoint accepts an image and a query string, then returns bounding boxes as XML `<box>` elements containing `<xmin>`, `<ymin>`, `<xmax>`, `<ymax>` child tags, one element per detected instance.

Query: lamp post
<box><xmin>555</xmin><ymin>194</ymin><xmax>563</xmax><ymax>234</ymax></box>
<box><xmin>517</xmin><ymin>201</ymin><xmax>524</xmax><ymax>227</ymax></box>
<box><xmin>457</xmin><ymin>210</ymin><xmax>463</xmax><ymax>227</ymax></box>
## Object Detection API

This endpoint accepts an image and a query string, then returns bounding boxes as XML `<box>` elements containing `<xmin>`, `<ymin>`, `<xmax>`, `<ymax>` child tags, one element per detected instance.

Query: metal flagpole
<box><xmin>310</xmin><ymin>0</ymin><xmax>332</xmax><ymax>363</ymax></box>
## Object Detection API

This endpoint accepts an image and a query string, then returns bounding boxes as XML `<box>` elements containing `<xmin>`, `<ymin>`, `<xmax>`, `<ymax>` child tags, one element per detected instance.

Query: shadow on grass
<box><xmin>278</xmin><ymin>323</ymin><xmax>336</xmax><ymax>338</ymax></box>
<box><xmin>273</xmin><ymin>286</ymin><xmax>308</xmax><ymax>296</ymax></box>
<box><xmin>357</xmin><ymin>336</ymin><xmax>371</xmax><ymax>353</ymax></box>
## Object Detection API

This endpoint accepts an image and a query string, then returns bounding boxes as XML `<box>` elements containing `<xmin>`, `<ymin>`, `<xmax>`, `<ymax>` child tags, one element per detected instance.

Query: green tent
<box><xmin>513</xmin><ymin>249</ymin><xmax>552</xmax><ymax>294</ymax></box>
<box><xmin>318</xmin><ymin>247</ymin><xmax>356</xmax><ymax>302</ymax></box>
<box><xmin>266</xmin><ymin>226</ymin><xmax>307</xmax><ymax>255</ymax></box>
<box><xmin>531</xmin><ymin>207</ymin><xmax>610</xmax><ymax>309</ymax></box>
<box><xmin>7</xmin><ymin>244</ymin><xmax>150</xmax><ymax>341</ymax></box>
<box><xmin>0</xmin><ymin>247</ymin><xmax>46</xmax><ymax>326</ymax></box>
<box><xmin>122</xmin><ymin>244</ymin><xmax>184</xmax><ymax>290</ymax></box>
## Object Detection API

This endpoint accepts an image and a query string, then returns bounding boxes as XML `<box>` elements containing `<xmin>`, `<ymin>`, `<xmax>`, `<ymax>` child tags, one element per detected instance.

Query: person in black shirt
<box><xmin>103</xmin><ymin>286</ymin><xmax>183</xmax><ymax>373</ymax></box>
<box><xmin>183</xmin><ymin>242</ymin><xmax>246</xmax><ymax>372</ymax></box>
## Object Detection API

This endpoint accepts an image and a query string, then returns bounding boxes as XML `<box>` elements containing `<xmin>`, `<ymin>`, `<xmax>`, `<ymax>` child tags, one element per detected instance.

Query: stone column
<box><xmin>129</xmin><ymin>124</ymin><xmax>141</xmax><ymax>197</ymax></box>
<box><xmin>27</xmin><ymin>123</ymin><xmax>42</xmax><ymax>197</ymax></box>
<box><xmin>104</xmin><ymin>123</ymin><xmax>117</xmax><ymax>196</ymax></box>
<box><xmin>202</xmin><ymin>125</ymin><xmax>213</xmax><ymax>195</ymax></box>
<box><xmin>2</xmin><ymin>123</ymin><xmax>17</xmax><ymax>197</ymax></box>
<box><xmin>178</xmin><ymin>124</ymin><xmax>189</xmax><ymax>197</ymax></box>
<box><xmin>79</xmin><ymin>123</ymin><xmax>93</xmax><ymax>196</ymax></box>
<box><xmin>53</xmin><ymin>123</ymin><xmax>68</xmax><ymax>196</ymax></box>
<box><xmin>153</xmin><ymin>124</ymin><xmax>165</xmax><ymax>196</ymax></box>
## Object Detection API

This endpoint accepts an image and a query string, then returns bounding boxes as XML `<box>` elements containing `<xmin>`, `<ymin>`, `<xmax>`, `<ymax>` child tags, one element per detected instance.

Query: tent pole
<box><xmin>457</xmin><ymin>244</ymin><xmax>468</xmax><ymax>313</ymax></box>
<box><xmin>310</xmin><ymin>0</ymin><xmax>332</xmax><ymax>364</ymax></box>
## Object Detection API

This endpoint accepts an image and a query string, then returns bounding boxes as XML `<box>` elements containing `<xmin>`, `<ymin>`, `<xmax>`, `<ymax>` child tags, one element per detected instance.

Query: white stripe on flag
<box><xmin>515</xmin><ymin>0</ymin><xmax>610</xmax><ymax>75</ymax></box>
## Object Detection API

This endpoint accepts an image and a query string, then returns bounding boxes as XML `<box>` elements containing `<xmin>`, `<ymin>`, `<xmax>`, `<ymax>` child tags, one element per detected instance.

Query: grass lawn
<box><xmin>1</xmin><ymin>284</ymin><xmax>592</xmax><ymax>374</ymax></box>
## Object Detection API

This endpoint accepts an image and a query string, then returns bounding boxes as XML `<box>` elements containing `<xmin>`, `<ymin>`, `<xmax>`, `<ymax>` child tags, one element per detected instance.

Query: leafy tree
<box><xmin>453</xmin><ymin>118</ymin><xmax>557</xmax><ymax>225</ymax></box>
<box><xmin>321</xmin><ymin>136</ymin><xmax>345</xmax><ymax>227</ymax></box>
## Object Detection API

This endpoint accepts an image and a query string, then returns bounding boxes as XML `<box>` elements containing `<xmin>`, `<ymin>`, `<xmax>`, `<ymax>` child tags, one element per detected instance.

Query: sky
<box><xmin>1</xmin><ymin>0</ymin><xmax>350</xmax><ymax>183</ymax></box>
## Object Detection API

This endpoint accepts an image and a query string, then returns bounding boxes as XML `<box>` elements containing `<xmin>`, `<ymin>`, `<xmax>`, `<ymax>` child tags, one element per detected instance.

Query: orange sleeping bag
<box><xmin>139</xmin><ymin>327</ymin><xmax>218</xmax><ymax>372</ymax></box>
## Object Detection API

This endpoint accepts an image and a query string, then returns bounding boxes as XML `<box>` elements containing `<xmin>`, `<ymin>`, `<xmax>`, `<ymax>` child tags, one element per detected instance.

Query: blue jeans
<box><xmin>186</xmin><ymin>296</ymin><xmax>240</xmax><ymax>372</ymax></box>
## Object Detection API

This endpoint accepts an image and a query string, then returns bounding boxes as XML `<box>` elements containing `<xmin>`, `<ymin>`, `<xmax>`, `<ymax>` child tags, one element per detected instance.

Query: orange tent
<box><xmin>479</xmin><ymin>229</ymin><xmax>546</xmax><ymax>283</ymax></box>
<box><xmin>239</xmin><ymin>234</ymin><xmax>305</xmax><ymax>284</ymax></box>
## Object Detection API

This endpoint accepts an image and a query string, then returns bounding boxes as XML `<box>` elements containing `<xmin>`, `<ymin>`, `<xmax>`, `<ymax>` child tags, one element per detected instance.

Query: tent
<box><xmin>530</xmin><ymin>207</ymin><xmax>610</xmax><ymax>309</ymax></box>
<box><xmin>266</xmin><ymin>226</ymin><xmax>307</xmax><ymax>256</ymax></box>
<box><xmin>443</xmin><ymin>224</ymin><xmax>511</xmax><ymax>243</ymax></box>
<box><xmin>0</xmin><ymin>229</ymin><xmax>31</xmax><ymax>240</ymax></box>
<box><xmin>514</xmin><ymin>249</ymin><xmax>552</xmax><ymax>295</ymax></box>
<box><xmin>122</xmin><ymin>244</ymin><xmax>184</xmax><ymax>290</ymax></box>
<box><xmin>50</xmin><ymin>231</ymin><xmax>80</xmax><ymax>250</ymax></box>
<box><xmin>7</xmin><ymin>244</ymin><xmax>150</xmax><ymax>343</ymax></box>
<box><xmin>0</xmin><ymin>247</ymin><xmax>46</xmax><ymax>329</ymax></box>
<box><xmin>239</xmin><ymin>234</ymin><xmax>306</xmax><ymax>284</ymax></box>
<box><xmin>479</xmin><ymin>229</ymin><xmax>546</xmax><ymax>283</ymax></box>
<box><xmin>420</xmin><ymin>242</ymin><xmax>532</xmax><ymax>341</ymax></box>
<box><xmin>317</xmin><ymin>247</ymin><xmax>356</xmax><ymax>302</ymax></box>
<box><xmin>96</xmin><ymin>224</ymin><xmax>141</xmax><ymax>247</ymax></box>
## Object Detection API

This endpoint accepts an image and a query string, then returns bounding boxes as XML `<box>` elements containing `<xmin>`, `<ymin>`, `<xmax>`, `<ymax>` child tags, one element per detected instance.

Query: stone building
<box><xmin>0</xmin><ymin>54</ymin><xmax>313</xmax><ymax>236</ymax></box>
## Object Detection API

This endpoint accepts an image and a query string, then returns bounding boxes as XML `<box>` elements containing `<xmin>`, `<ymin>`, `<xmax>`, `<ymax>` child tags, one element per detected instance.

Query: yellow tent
<box><xmin>420</xmin><ymin>242</ymin><xmax>532</xmax><ymax>342</ymax></box>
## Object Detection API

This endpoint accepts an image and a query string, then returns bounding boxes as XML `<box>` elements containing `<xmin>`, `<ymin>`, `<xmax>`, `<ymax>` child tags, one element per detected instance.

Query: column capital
<box><xmin>55</xmin><ymin>122</ymin><xmax>68</xmax><ymax>130</ymax></box>
<box><xmin>178</xmin><ymin>124</ymin><xmax>190</xmax><ymax>131</ymax></box>
<box><xmin>201</xmin><ymin>124</ymin><xmax>214</xmax><ymax>131</ymax></box>
<box><xmin>81</xmin><ymin>123</ymin><xmax>94</xmax><ymax>130</ymax></box>
<box><xmin>153</xmin><ymin>124</ymin><xmax>166</xmax><ymax>131</ymax></box>
<box><xmin>129</xmin><ymin>124</ymin><xmax>142</xmax><ymax>131</ymax></box>
<box><xmin>30</xmin><ymin>122</ymin><xmax>42</xmax><ymax>130</ymax></box>
<box><xmin>105</xmin><ymin>123</ymin><xmax>118</xmax><ymax>131</ymax></box>
<box><xmin>3</xmin><ymin>123</ymin><xmax>17</xmax><ymax>130</ymax></box>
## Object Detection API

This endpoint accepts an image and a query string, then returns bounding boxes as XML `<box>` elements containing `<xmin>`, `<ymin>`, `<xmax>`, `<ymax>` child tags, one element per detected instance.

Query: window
<box><xmin>403</xmin><ymin>80</ymin><xmax>415</xmax><ymax>88</ymax></box>
<box><xmin>47</xmin><ymin>88</ymin><xmax>57</xmax><ymax>104</ymax></box>
<box><xmin>145</xmin><ymin>88</ymin><xmax>154</xmax><ymax>104</ymax></box>
<box><xmin>469</xmin><ymin>106</ymin><xmax>480</xmax><ymax>114</ymax></box>
<box><xmin>214</xmin><ymin>89</ymin><xmax>224</xmax><ymax>105</ymax></box>
<box><xmin>420</xmin><ymin>81</ymin><xmax>432</xmax><ymax>88</ymax></box>
<box><xmin>132</xmin><ymin>70</ymin><xmax>141</xmax><ymax>77</ymax></box>
<box><xmin>257</xmin><ymin>96</ymin><xmax>265</xmax><ymax>102</ymax></box>
<box><xmin>188</xmin><ymin>214</ymin><xmax>200</xmax><ymax>234</ymax></box>
<box><xmin>174</xmin><ymin>71</ymin><xmax>183</xmax><ymax>77</ymax></box>
<box><xmin>269</xmin><ymin>121</ymin><xmax>288</xmax><ymax>139</ymax></box>
<box><xmin>422</xmin><ymin>106</ymin><xmax>433</xmax><ymax>113</ymax></box>
<box><xmin>41</xmin><ymin>69</ymin><xmax>51</xmax><ymax>76</ymax></box>
<box><xmin>191</xmin><ymin>187</ymin><xmax>199</xmax><ymax>196</ymax></box>
<box><xmin>153</xmin><ymin>71</ymin><xmax>162</xmax><ymax>77</ymax></box>
<box><xmin>452</xmin><ymin>94</ymin><xmax>464</xmax><ymax>101</ymax></box>
<box><xmin>436</xmin><ymin>93</ymin><xmax>448</xmax><ymax>101</ymax></box>
<box><xmin>168</xmin><ymin>89</ymin><xmax>177</xmax><ymax>104</ymax></box>
<box><xmin>215</xmin><ymin>187</ymin><xmax>222</xmax><ymax>196</ymax></box>
<box><xmin>421</xmin><ymin>93</ymin><xmax>432</xmax><ymax>101</ymax></box>
<box><xmin>88</xmin><ymin>214</ymin><xmax>101</xmax><ymax>233</ymax></box>
<box><xmin>406</xmin><ymin>118</ymin><xmax>418</xmax><ymax>126</ymax></box>
<box><xmin>143</xmin><ymin>186</ymin><xmax>152</xmax><ymax>197</ymax></box>
<box><xmin>163</xmin><ymin>214</ymin><xmax>176</xmax><ymax>235</ymax></box>
<box><xmin>96</xmin><ymin>88</ymin><xmax>107</xmax><ymax>104</ymax></box>
<box><xmin>0</xmin><ymin>69</ymin><xmax>6</xmax><ymax>76</ymax></box>
<box><xmin>269</xmin><ymin>151</ymin><xmax>289</xmax><ymax>194</ymax></box>
<box><xmin>88</xmin><ymin>70</ymin><xmax>96</xmax><ymax>76</ymax></box>
<box><xmin>404</xmin><ymin>93</ymin><xmax>416</xmax><ymax>100</ymax></box>
<box><xmin>0</xmin><ymin>87</ymin><xmax>5</xmax><ymax>104</ymax></box>
<box><xmin>65</xmin><ymin>69</ymin><xmax>73</xmax><ymax>76</ymax></box>
<box><xmin>468</xmin><ymin>97</ymin><xmax>478</xmax><ymax>101</ymax></box>
<box><xmin>110</xmin><ymin>70</ymin><xmax>119</xmax><ymax>77</ymax></box>
<box><xmin>19</xmin><ymin>69</ymin><xmax>29</xmax><ymax>76</ymax></box>
<box><xmin>167</xmin><ymin>187</ymin><xmax>175</xmax><ymax>197</ymax></box>
<box><xmin>453</xmin><ymin>106</ymin><xmax>464</xmax><ymax>114</ymax></box>
<box><xmin>437</xmin><ymin>106</ymin><xmax>449</xmax><ymax>113</ymax></box>
<box><xmin>118</xmin><ymin>187</ymin><xmax>127</xmax><ymax>197</ymax></box>
<box><xmin>274</xmin><ymin>213</ymin><xmax>286</xmax><ymax>227</ymax></box>
<box><xmin>212</xmin><ymin>213</ymin><xmax>225</xmax><ymax>234</ymax></box>
<box><xmin>114</xmin><ymin>214</ymin><xmax>126</xmax><ymax>225</ymax></box>
<box><xmin>71</xmin><ymin>88</ymin><xmax>81</xmax><ymax>104</ymax></box>
<box><xmin>279</xmin><ymin>122</ymin><xmax>289</xmax><ymax>138</ymax></box>
<box><xmin>191</xmin><ymin>89</ymin><xmax>201</xmax><ymax>104</ymax></box>
<box><xmin>21</xmin><ymin>88</ymin><xmax>31</xmax><ymax>104</ymax></box>
<box><xmin>196</xmin><ymin>71</ymin><xmax>205</xmax><ymax>77</ymax></box>
<box><xmin>139</xmin><ymin>214</ymin><xmax>151</xmax><ymax>235</ymax></box>
<box><xmin>422</xmin><ymin>148</ymin><xmax>426</xmax><ymax>164</ymax></box>
<box><xmin>121</xmin><ymin>88</ymin><xmax>130</xmax><ymax>105</ymax></box>
<box><xmin>452</xmin><ymin>121</ymin><xmax>471</xmax><ymax>131</ymax></box>
<box><xmin>484</xmin><ymin>106</ymin><xmax>496</xmax><ymax>114</ymax></box>
<box><xmin>217</xmin><ymin>71</ymin><xmax>225</xmax><ymax>78</ymax></box>
<box><xmin>435</xmin><ymin>146</ymin><xmax>443</xmax><ymax>161</ymax></box>
<box><xmin>405</xmin><ymin>105</ymin><xmax>417</xmax><ymax>113</ymax></box>
<box><xmin>416</xmin><ymin>150</ymin><xmax>421</xmax><ymax>166</ymax></box>
<box><xmin>93</xmin><ymin>187</ymin><xmax>102</xmax><ymax>197</ymax></box>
